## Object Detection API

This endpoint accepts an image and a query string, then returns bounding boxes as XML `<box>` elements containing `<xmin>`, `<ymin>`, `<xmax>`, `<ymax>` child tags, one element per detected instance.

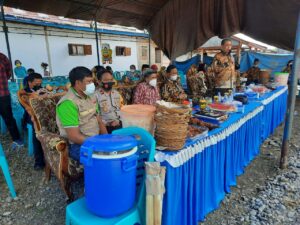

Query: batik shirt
<box><xmin>246</xmin><ymin>66</ymin><xmax>260</xmax><ymax>82</ymax></box>
<box><xmin>187</xmin><ymin>71</ymin><xmax>207</xmax><ymax>98</ymax></box>
<box><xmin>161</xmin><ymin>79</ymin><xmax>187</xmax><ymax>103</ymax></box>
<box><xmin>211</xmin><ymin>51</ymin><xmax>237</xmax><ymax>89</ymax></box>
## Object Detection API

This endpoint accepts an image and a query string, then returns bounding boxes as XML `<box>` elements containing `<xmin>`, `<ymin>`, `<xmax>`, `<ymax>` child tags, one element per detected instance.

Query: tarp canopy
<box><xmin>240</xmin><ymin>51</ymin><xmax>293</xmax><ymax>75</ymax></box>
<box><xmin>3</xmin><ymin>0</ymin><xmax>300</xmax><ymax>59</ymax></box>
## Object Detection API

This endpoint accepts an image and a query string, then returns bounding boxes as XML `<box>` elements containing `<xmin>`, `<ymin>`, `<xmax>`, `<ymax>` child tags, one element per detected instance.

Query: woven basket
<box><xmin>155</xmin><ymin>102</ymin><xmax>191</xmax><ymax>150</ymax></box>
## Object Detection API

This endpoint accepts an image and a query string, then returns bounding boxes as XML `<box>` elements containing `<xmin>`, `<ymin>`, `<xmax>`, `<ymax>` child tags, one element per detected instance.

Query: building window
<box><xmin>116</xmin><ymin>46</ymin><xmax>131</xmax><ymax>56</ymax></box>
<box><xmin>155</xmin><ymin>48</ymin><xmax>161</xmax><ymax>63</ymax></box>
<box><xmin>68</xmin><ymin>44</ymin><xmax>92</xmax><ymax>56</ymax></box>
<box><xmin>141</xmin><ymin>46</ymin><xmax>148</xmax><ymax>60</ymax></box>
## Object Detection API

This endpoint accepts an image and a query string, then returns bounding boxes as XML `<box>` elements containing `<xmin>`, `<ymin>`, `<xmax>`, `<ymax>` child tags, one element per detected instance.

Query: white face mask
<box><xmin>149</xmin><ymin>79</ymin><xmax>157</xmax><ymax>87</ymax></box>
<box><xmin>170</xmin><ymin>75</ymin><xmax>178</xmax><ymax>81</ymax></box>
<box><xmin>84</xmin><ymin>83</ymin><xmax>95</xmax><ymax>96</ymax></box>
<box><xmin>130</xmin><ymin>69</ymin><xmax>135</xmax><ymax>73</ymax></box>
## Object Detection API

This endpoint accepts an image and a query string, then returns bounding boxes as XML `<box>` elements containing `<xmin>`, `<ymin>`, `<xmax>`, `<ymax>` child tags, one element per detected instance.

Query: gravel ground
<box><xmin>200</xmin><ymin>99</ymin><xmax>300</xmax><ymax>225</ymax></box>
<box><xmin>0</xmin><ymin>100</ymin><xmax>299</xmax><ymax>225</ymax></box>
<box><xmin>0</xmin><ymin>135</ymin><xmax>84</xmax><ymax>225</ymax></box>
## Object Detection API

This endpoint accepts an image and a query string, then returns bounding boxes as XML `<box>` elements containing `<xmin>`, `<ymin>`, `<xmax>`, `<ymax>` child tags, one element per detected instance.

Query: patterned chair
<box><xmin>116</xmin><ymin>84</ymin><xmax>136</xmax><ymax>105</ymax></box>
<box><xmin>29</xmin><ymin>93</ymin><xmax>83</xmax><ymax>200</ymax></box>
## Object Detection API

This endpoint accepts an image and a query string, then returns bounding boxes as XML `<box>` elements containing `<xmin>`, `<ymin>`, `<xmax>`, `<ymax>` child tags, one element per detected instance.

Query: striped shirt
<box><xmin>0</xmin><ymin>53</ymin><xmax>12</xmax><ymax>97</ymax></box>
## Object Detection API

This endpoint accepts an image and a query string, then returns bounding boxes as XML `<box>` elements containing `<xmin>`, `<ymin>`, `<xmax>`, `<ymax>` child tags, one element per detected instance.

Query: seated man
<box><xmin>21</xmin><ymin>73</ymin><xmax>45</xmax><ymax>170</ymax></box>
<box><xmin>161</xmin><ymin>65</ymin><xmax>187</xmax><ymax>103</ymax></box>
<box><xmin>95</xmin><ymin>69</ymin><xmax>123</xmax><ymax>134</ymax></box>
<box><xmin>244</xmin><ymin>58</ymin><xmax>260</xmax><ymax>85</ymax></box>
<box><xmin>56</xmin><ymin>67</ymin><xmax>107</xmax><ymax>161</ymax></box>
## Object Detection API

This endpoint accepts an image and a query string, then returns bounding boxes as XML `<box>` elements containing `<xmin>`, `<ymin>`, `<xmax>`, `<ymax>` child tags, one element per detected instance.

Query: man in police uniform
<box><xmin>211</xmin><ymin>38</ymin><xmax>237</xmax><ymax>95</ymax></box>
<box><xmin>95</xmin><ymin>69</ymin><xmax>123</xmax><ymax>134</ymax></box>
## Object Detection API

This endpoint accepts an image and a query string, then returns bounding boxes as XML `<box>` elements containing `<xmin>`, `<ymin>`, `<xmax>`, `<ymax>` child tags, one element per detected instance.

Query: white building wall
<box><xmin>0</xmin><ymin>24</ymin><xmax>48</xmax><ymax>75</ymax></box>
<box><xmin>47</xmin><ymin>34</ymin><xmax>98</xmax><ymax>75</ymax></box>
<box><xmin>0</xmin><ymin>21</ymin><xmax>168</xmax><ymax>76</ymax></box>
<box><xmin>99</xmin><ymin>35</ymin><xmax>138</xmax><ymax>72</ymax></box>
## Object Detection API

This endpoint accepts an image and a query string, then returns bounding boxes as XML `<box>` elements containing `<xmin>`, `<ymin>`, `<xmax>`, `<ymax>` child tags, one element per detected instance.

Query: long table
<box><xmin>155</xmin><ymin>86</ymin><xmax>288</xmax><ymax>225</ymax></box>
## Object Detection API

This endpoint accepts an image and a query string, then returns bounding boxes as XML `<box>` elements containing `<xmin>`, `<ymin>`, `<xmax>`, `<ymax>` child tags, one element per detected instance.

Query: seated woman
<box><xmin>133</xmin><ymin>69</ymin><xmax>160</xmax><ymax>105</ymax></box>
<box><xmin>186</xmin><ymin>64</ymin><xmax>207</xmax><ymax>99</ymax></box>
<box><xmin>160</xmin><ymin>65</ymin><xmax>187</xmax><ymax>103</ymax></box>
<box><xmin>95</xmin><ymin>69</ymin><xmax>123</xmax><ymax>134</ymax></box>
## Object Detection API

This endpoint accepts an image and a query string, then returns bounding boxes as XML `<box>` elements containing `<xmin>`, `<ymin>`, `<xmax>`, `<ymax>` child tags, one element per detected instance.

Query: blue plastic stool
<box><xmin>0</xmin><ymin>116</ymin><xmax>7</xmax><ymax>134</ymax></box>
<box><xmin>0</xmin><ymin>144</ymin><xmax>17</xmax><ymax>198</ymax></box>
<box><xmin>66</xmin><ymin>127</ymin><xmax>156</xmax><ymax>225</ymax></box>
<box><xmin>26</xmin><ymin>124</ymin><xmax>34</xmax><ymax>156</ymax></box>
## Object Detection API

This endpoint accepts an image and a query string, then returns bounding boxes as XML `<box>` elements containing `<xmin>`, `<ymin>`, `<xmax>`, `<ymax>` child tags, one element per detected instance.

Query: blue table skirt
<box><xmin>159</xmin><ymin>87</ymin><xmax>287</xmax><ymax>225</ymax></box>
<box><xmin>260</xmin><ymin>88</ymin><xmax>288</xmax><ymax>141</ymax></box>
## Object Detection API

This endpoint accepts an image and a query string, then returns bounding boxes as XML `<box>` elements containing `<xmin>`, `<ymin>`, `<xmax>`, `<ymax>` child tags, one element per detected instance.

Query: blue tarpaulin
<box><xmin>203</xmin><ymin>55</ymin><xmax>214</xmax><ymax>66</ymax></box>
<box><xmin>240</xmin><ymin>51</ymin><xmax>293</xmax><ymax>75</ymax></box>
<box><xmin>173</xmin><ymin>55</ymin><xmax>200</xmax><ymax>74</ymax></box>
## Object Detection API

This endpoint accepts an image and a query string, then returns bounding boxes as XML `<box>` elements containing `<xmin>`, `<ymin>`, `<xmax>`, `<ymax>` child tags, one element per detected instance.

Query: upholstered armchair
<box><xmin>19</xmin><ymin>91</ymin><xmax>83</xmax><ymax>200</ymax></box>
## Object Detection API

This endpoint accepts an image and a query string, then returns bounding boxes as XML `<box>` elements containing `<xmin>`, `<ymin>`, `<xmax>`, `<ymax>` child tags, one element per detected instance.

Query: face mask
<box><xmin>170</xmin><ymin>75</ymin><xmax>178</xmax><ymax>81</ymax></box>
<box><xmin>84</xmin><ymin>83</ymin><xmax>95</xmax><ymax>96</ymax></box>
<box><xmin>102</xmin><ymin>81</ymin><xmax>115</xmax><ymax>91</ymax></box>
<box><xmin>33</xmin><ymin>85</ymin><xmax>42</xmax><ymax>91</ymax></box>
<box><xmin>130</xmin><ymin>69</ymin><xmax>135</xmax><ymax>73</ymax></box>
<box><xmin>253</xmin><ymin>64</ymin><xmax>258</xmax><ymax>68</ymax></box>
<box><xmin>149</xmin><ymin>79</ymin><xmax>157</xmax><ymax>87</ymax></box>
<box><xmin>16</xmin><ymin>63</ymin><xmax>21</xmax><ymax>67</ymax></box>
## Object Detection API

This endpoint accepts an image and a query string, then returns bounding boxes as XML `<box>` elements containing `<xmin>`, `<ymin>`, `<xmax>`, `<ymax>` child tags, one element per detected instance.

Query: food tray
<box><xmin>187</xmin><ymin>125</ymin><xmax>209</xmax><ymax>140</ymax></box>
<box><xmin>194</xmin><ymin>111</ymin><xmax>228</xmax><ymax>125</ymax></box>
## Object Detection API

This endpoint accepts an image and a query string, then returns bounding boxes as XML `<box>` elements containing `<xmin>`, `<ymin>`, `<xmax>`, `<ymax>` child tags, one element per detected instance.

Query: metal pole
<box><xmin>148</xmin><ymin>32</ymin><xmax>151</xmax><ymax>65</ymax></box>
<box><xmin>280</xmin><ymin>12</ymin><xmax>300</xmax><ymax>169</ymax></box>
<box><xmin>1</xmin><ymin>3</ymin><xmax>14</xmax><ymax>81</ymax></box>
<box><xmin>94</xmin><ymin>20</ymin><xmax>100</xmax><ymax>66</ymax></box>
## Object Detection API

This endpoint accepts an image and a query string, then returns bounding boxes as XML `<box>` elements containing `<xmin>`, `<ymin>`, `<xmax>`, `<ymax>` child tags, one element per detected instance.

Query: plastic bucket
<box><xmin>120</xmin><ymin>104</ymin><xmax>156</xmax><ymax>135</ymax></box>
<box><xmin>274</xmin><ymin>72</ymin><xmax>289</xmax><ymax>86</ymax></box>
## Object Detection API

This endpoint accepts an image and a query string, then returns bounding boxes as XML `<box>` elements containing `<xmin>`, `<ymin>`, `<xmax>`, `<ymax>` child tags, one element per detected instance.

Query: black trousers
<box><xmin>0</xmin><ymin>95</ymin><xmax>20</xmax><ymax>141</ymax></box>
<box><xmin>32</xmin><ymin>124</ymin><xmax>45</xmax><ymax>166</ymax></box>
<box><xmin>25</xmin><ymin>115</ymin><xmax>45</xmax><ymax>166</ymax></box>
<box><xmin>106</xmin><ymin>124</ymin><xmax>122</xmax><ymax>134</ymax></box>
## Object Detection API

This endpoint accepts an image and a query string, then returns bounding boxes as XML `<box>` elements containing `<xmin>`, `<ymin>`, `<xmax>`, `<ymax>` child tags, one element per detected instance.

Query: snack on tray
<box><xmin>189</xmin><ymin>117</ymin><xmax>219</xmax><ymax>130</ymax></box>
<box><xmin>251</xmin><ymin>86</ymin><xmax>269</xmax><ymax>94</ymax></box>
<box><xmin>187</xmin><ymin>125</ymin><xmax>208</xmax><ymax>139</ymax></box>
<box><xmin>208</xmin><ymin>103</ymin><xmax>236</xmax><ymax>112</ymax></box>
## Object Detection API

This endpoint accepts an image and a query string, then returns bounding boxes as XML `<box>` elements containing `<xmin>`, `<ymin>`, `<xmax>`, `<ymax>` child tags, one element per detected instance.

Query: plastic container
<box><xmin>80</xmin><ymin>134</ymin><xmax>138</xmax><ymax>218</ymax></box>
<box><xmin>274</xmin><ymin>72</ymin><xmax>289</xmax><ymax>86</ymax></box>
<box><xmin>120</xmin><ymin>104</ymin><xmax>156</xmax><ymax>135</ymax></box>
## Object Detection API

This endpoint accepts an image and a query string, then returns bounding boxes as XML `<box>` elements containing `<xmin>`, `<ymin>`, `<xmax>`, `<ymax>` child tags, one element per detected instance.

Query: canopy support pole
<box><xmin>148</xmin><ymin>32</ymin><xmax>151</xmax><ymax>65</ymax></box>
<box><xmin>280</xmin><ymin>12</ymin><xmax>300</xmax><ymax>169</ymax></box>
<box><xmin>94</xmin><ymin>20</ymin><xmax>100</xmax><ymax>66</ymax></box>
<box><xmin>0</xmin><ymin>3</ymin><xmax>14</xmax><ymax>81</ymax></box>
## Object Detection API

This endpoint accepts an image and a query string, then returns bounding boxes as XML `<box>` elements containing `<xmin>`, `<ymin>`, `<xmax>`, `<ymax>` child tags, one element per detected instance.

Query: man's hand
<box><xmin>97</xmin><ymin>115</ymin><xmax>108</xmax><ymax>134</ymax></box>
<box><xmin>65</xmin><ymin>127</ymin><xmax>86</xmax><ymax>145</ymax></box>
<box><xmin>179</xmin><ymin>93</ymin><xmax>187</xmax><ymax>100</ymax></box>
<box><xmin>110</xmin><ymin>120</ymin><xmax>120</xmax><ymax>127</ymax></box>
